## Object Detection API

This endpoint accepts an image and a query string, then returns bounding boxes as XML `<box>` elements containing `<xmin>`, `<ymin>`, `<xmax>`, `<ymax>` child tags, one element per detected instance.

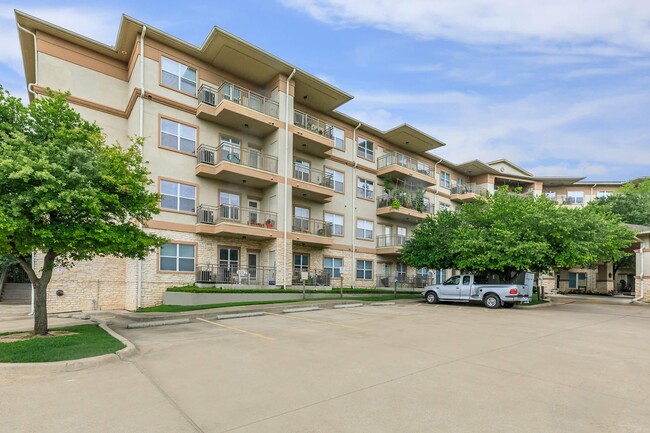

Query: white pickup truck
<box><xmin>422</xmin><ymin>272</ymin><xmax>534</xmax><ymax>309</ymax></box>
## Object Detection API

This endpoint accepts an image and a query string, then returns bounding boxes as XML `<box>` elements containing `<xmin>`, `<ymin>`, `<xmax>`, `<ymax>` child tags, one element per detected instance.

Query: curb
<box><xmin>0</xmin><ymin>323</ymin><xmax>137</xmax><ymax>375</ymax></box>
<box><xmin>333</xmin><ymin>303</ymin><xmax>364</xmax><ymax>309</ymax></box>
<box><xmin>126</xmin><ymin>318</ymin><xmax>190</xmax><ymax>329</ymax></box>
<box><xmin>283</xmin><ymin>307</ymin><xmax>320</xmax><ymax>313</ymax></box>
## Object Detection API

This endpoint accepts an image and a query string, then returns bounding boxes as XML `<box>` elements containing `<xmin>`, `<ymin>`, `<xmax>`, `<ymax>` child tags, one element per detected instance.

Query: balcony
<box><xmin>292</xmin><ymin>268</ymin><xmax>332</xmax><ymax>286</ymax></box>
<box><xmin>376</xmin><ymin>234</ymin><xmax>410</xmax><ymax>255</ymax></box>
<box><xmin>290</xmin><ymin>165</ymin><xmax>335</xmax><ymax>203</ymax></box>
<box><xmin>196</xmin><ymin>204</ymin><xmax>278</xmax><ymax>240</ymax></box>
<box><xmin>376</xmin><ymin>274</ymin><xmax>433</xmax><ymax>289</ymax></box>
<box><xmin>292</xmin><ymin>110</ymin><xmax>334</xmax><ymax>157</ymax></box>
<box><xmin>376</xmin><ymin>194</ymin><xmax>432</xmax><ymax>222</ymax></box>
<box><xmin>450</xmin><ymin>183</ymin><xmax>486</xmax><ymax>203</ymax></box>
<box><xmin>196</xmin><ymin>264</ymin><xmax>276</xmax><ymax>286</ymax></box>
<box><xmin>377</xmin><ymin>152</ymin><xmax>436</xmax><ymax>186</ymax></box>
<box><xmin>197</xmin><ymin>83</ymin><xmax>280</xmax><ymax>137</ymax></box>
<box><xmin>195</xmin><ymin>143</ymin><xmax>279</xmax><ymax>188</ymax></box>
<box><xmin>291</xmin><ymin>217</ymin><xmax>334</xmax><ymax>247</ymax></box>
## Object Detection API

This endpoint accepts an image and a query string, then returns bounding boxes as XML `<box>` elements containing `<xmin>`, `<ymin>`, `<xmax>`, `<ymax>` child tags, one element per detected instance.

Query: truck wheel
<box><xmin>483</xmin><ymin>294</ymin><xmax>501</xmax><ymax>309</ymax></box>
<box><xmin>502</xmin><ymin>303</ymin><xmax>515</xmax><ymax>309</ymax></box>
<box><xmin>425</xmin><ymin>291</ymin><xmax>438</xmax><ymax>304</ymax></box>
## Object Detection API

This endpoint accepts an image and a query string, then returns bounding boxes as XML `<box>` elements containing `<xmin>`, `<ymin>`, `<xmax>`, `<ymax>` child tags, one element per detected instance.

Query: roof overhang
<box><xmin>453</xmin><ymin>160</ymin><xmax>501</xmax><ymax>177</ymax></box>
<box><xmin>15</xmin><ymin>10</ymin><xmax>353</xmax><ymax>111</ymax></box>
<box><xmin>533</xmin><ymin>176</ymin><xmax>586</xmax><ymax>186</ymax></box>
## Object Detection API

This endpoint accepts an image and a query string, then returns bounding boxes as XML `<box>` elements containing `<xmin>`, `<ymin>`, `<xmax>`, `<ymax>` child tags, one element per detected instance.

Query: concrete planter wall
<box><xmin>163</xmin><ymin>291</ymin><xmax>400</xmax><ymax>306</ymax></box>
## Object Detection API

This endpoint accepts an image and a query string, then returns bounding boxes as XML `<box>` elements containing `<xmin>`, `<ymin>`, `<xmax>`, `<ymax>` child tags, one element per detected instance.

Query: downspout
<box><xmin>433</xmin><ymin>159</ymin><xmax>442</xmax><ymax>211</ymax></box>
<box><xmin>590</xmin><ymin>183</ymin><xmax>597</xmax><ymax>203</ymax></box>
<box><xmin>137</xmin><ymin>26</ymin><xmax>147</xmax><ymax>309</ymax></box>
<box><xmin>16</xmin><ymin>23</ymin><xmax>38</xmax><ymax>97</ymax></box>
<box><xmin>351</xmin><ymin>123</ymin><xmax>361</xmax><ymax>289</ymax></box>
<box><xmin>17</xmin><ymin>23</ymin><xmax>38</xmax><ymax>315</ymax></box>
<box><xmin>283</xmin><ymin>69</ymin><xmax>296</xmax><ymax>289</ymax></box>
<box><xmin>634</xmin><ymin>247</ymin><xmax>645</xmax><ymax>302</ymax></box>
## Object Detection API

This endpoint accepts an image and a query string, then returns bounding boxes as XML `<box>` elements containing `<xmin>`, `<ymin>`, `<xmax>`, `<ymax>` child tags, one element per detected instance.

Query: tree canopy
<box><xmin>0</xmin><ymin>86</ymin><xmax>165</xmax><ymax>334</ymax></box>
<box><xmin>400</xmin><ymin>188</ymin><xmax>635</xmax><ymax>281</ymax></box>
<box><xmin>593</xmin><ymin>178</ymin><xmax>650</xmax><ymax>226</ymax></box>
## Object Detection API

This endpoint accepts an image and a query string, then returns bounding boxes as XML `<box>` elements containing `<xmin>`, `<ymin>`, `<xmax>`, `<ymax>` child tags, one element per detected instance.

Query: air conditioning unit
<box><xmin>200</xmin><ymin>88</ymin><xmax>216</xmax><ymax>106</ymax></box>
<box><xmin>200</xmin><ymin>209</ymin><xmax>215</xmax><ymax>224</ymax></box>
<box><xmin>199</xmin><ymin>148</ymin><xmax>215</xmax><ymax>165</ymax></box>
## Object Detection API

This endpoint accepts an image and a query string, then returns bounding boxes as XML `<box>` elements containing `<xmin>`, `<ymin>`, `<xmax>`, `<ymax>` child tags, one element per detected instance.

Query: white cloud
<box><xmin>280</xmin><ymin>0</ymin><xmax>650</xmax><ymax>53</ymax></box>
<box><xmin>0</xmin><ymin>5</ymin><xmax>120</xmax><ymax>74</ymax></box>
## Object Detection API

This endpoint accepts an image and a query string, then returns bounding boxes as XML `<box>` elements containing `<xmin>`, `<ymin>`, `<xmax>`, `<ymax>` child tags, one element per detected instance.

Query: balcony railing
<box><xmin>294</xmin><ymin>110</ymin><xmax>333</xmax><ymax>139</ymax></box>
<box><xmin>376</xmin><ymin>234</ymin><xmax>409</xmax><ymax>249</ymax></box>
<box><xmin>198</xmin><ymin>82</ymin><xmax>280</xmax><ymax>119</ymax></box>
<box><xmin>376</xmin><ymin>274</ymin><xmax>433</xmax><ymax>289</ymax></box>
<box><xmin>197</xmin><ymin>204</ymin><xmax>277</xmax><ymax>229</ymax></box>
<box><xmin>376</xmin><ymin>194</ymin><xmax>433</xmax><ymax>213</ymax></box>
<box><xmin>292</xmin><ymin>217</ymin><xmax>333</xmax><ymax>237</ymax></box>
<box><xmin>377</xmin><ymin>152</ymin><xmax>435</xmax><ymax>180</ymax></box>
<box><xmin>292</xmin><ymin>268</ymin><xmax>332</xmax><ymax>286</ymax></box>
<box><xmin>293</xmin><ymin>165</ymin><xmax>334</xmax><ymax>188</ymax></box>
<box><xmin>553</xmin><ymin>195</ymin><xmax>584</xmax><ymax>205</ymax></box>
<box><xmin>451</xmin><ymin>183</ymin><xmax>486</xmax><ymax>195</ymax></box>
<box><xmin>196</xmin><ymin>264</ymin><xmax>277</xmax><ymax>285</ymax></box>
<box><xmin>198</xmin><ymin>143</ymin><xmax>278</xmax><ymax>174</ymax></box>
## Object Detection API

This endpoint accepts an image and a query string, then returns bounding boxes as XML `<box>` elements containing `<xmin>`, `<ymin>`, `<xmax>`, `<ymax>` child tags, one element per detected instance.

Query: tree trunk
<box><xmin>33</xmin><ymin>280</ymin><xmax>48</xmax><ymax>335</ymax></box>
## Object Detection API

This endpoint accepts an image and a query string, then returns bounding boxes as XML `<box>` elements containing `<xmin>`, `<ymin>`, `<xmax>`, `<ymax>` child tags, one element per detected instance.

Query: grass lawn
<box><xmin>137</xmin><ymin>294</ymin><xmax>421</xmax><ymax>313</ymax></box>
<box><xmin>0</xmin><ymin>325</ymin><xmax>125</xmax><ymax>363</ymax></box>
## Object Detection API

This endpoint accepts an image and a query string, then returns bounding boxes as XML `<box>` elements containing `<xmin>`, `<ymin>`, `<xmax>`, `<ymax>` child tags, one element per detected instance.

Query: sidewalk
<box><xmin>549</xmin><ymin>293</ymin><xmax>641</xmax><ymax>306</ymax></box>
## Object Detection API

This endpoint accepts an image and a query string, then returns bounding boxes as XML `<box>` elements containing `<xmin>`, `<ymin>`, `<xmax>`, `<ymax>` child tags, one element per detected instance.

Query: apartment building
<box><xmin>13</xmin><ymin>11</ymin><xmax>648</xmax><ymax>312</ymax></box>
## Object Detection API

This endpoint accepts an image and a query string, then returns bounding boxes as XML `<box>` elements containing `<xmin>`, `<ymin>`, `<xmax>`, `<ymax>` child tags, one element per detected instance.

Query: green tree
<box><xmin>591</xmin><ymin>178</ymin><xmax>650</xmax><ymax>287</ymax></box>
<box><xmin>0</xmin><ymin>87</ymin><xmax>166</xmax><ymax>335</ymax></box>
<box><xmin>401</xmin><ymin>188</ymin><xmax>635</xmax><ymax>285</ymax></box>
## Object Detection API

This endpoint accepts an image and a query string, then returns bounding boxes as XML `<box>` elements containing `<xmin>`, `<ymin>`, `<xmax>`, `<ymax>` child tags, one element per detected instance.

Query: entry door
<box><xmin>397</xmin><ymin>226</ymin><xmax>407</xmax><ymax>246</ymax></box>
<box><xmin>220</xmin><ymin>192</ymin><xmax>240</xmax><ymax>220</ymax></box>
<box><xmin>248</xmin><ymin>252</ymin><xmax>259</xmax><ymax>283</ymax></box>
<box><xmin>220</xmin><ymin>137</ymin><xmax>241</xmax><ymax>163</ymax></box>
<box><xmin>248</xmin><ymin>200</ymin><xmax>259</xmax><ymax>225</ymax></box>
<box><xmin>218</xmin><ymin>247</ymin><xmax>239</xmax><ymax>283</ymax></box>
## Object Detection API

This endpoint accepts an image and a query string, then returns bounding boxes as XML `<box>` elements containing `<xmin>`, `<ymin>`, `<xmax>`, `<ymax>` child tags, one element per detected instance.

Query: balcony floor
<box><xmin>290</xmin><ymin>233</ymin><xmax>334</xmax><ymax>248</ymax></box>
<box><xmin>376</xmin><ymin>207</ymin><xmax>429</xmax><ymax>223</ymax></box>
<box><xmin>292</xmin><ymin>126</ymin><xmax>334</xmax><ymax>158</ymax></box>
<box><xmin>196</xmin><ymin>162</ymin><xmax>279</xmax><ymax>188</ymax></box>
<box><xmin>450</xmin><ymin>192</ymin><xmax>479</xmax><ymax>203</ymax></box>
<box><xmin>197</xmin><ymin>100</ymin><xmax>280</xmax><ymax>137</ymax></box>
<box><xmin>377</xmin><ymin>165</ymin><xmax>436</xmax><ymax>186</ymax></box>
<box><xmin>196</xmin><ymin>221</ymin><xmax>279</xmax><ymax>240</ymax></box>
<box><xmin>290</xmin><ymin>180</ymin><xmax>334</xmax><ymax>203</ymax></box>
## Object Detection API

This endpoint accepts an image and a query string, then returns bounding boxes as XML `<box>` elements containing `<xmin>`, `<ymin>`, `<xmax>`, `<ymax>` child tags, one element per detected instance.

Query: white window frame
<box><xmin>332</xmin><ymin>127</ymin><xmax>345</xmax><ymax>150</ymax></box>
<box><xmin>160</xmin><ymin>180</ymin><xmax>196</xmax><ymax>213</ymax></box>
<box><xmin>357</xmin><ymin>219</ymin><xmax>373</xmax><ymax>240</ymax></box>
<box><xmin>567</xmin><ymin>191</ymin><xmax>585</xmax><ymax>204</ymax></box>
<box><xmin>160</xmin><ymin>118</ymin><xmax>197</xmax><ymax>154</ymax></box>
<box><xmin>325</xmin><ymin>212</ymin><xmax>344</xmax><ymax>236</ymax></box>
<box><xmin>439</xmin><ymin>203</ymin><xmax>451</xmax><ymax>212</ymax></box>
<box><xmin>325</xmin><ymin>167</ymin><xmax>344</xmax><ymax>193</ymax></box>
<box><xmin>597</xmin><ymin>191</ymin><xmax>612</xmax><ymax>198</ymax></box>
<box><xmin>440</xmin><ymin>171</ymin><xmax>451</xmax><ymax>188</ymax></box>
<box><xmin>324</xmin><ymin>257</ymin><xmax>343</xmax><ymax>278</ymax></box>
<box><xmin>161</xmin><ymin>56</ymin><xmax>197</xmax><ymax>95</ymax></box>
<box><xmin>357</xmin><ymin>178</ymin><xmax>374</xmax><ymax>200</ymax></box>
<box><xmin>357</xmin><ymin>138</ymin><xmax>374</xmax><ymax>160</ymax></box>
<box><xmin>160</xmin><ymin>243</ymin><xmax>195</xmax><ymax>272</ymax></box>
<box><xmin>356</xmin><ymin>260</ymin><xmax>373</xmax><ymax>280</ymax></box>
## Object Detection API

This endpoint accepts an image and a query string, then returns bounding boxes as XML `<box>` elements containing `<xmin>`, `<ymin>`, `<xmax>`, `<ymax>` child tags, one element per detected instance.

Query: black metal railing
<box><xmin>376</xmin><ymin>274</ymin><xmax>433</xmax><ymax>289</ymax></box>
<box><xmin>451</xmin><ymin>183</ymin><xmax>487</xmax><ymax>195</ymax></box>
<box><xmin>196</xmin><ymin>264</ymin><xmax>277</xmax><ymax>285</ymax></box>
<box><xmin>377</xmin><ymin>152</ymin><xmax>435</xmax><ymax>180</ymax></box>
<box><xmin>293</xmin><ymin>165</ymin><xmax>334</xmax><ymax>188</ymax></box>
<box><xmin>197</xmin><ymin>143</ymin><xmax>278</xmax><ymax>173</ymax></box>
<box><xmin>198</xmin><ymin>82</ymin><xmax>280</xmax><ymax>118</ymax></box>
<box><xmin>376</xmin><ymin>194</ymin><xmax>433</xmax><ymax>213</ymax></box>
<box><xmin>376</xmin><ymin>234</ymin><xmax>409</xmax><ymax>248</ymax></box>
<box><xmin>294</xmin><ymin>110</ymin><xmax>333</xmax><ymax>139</ymax></box>
<box><xmin>292</xmin><ymin>268</ymin><xmax>332</xmax><ymax>286</ymax></box>
<box><xmin>291</xmin><ymin>217</ymin><xmax>333</xmax><ymax>237</ymax></box>
<box><xmin>197</xmin><ymin>205</ymin><xmax>277</xmax><ymax>229</ymax></box>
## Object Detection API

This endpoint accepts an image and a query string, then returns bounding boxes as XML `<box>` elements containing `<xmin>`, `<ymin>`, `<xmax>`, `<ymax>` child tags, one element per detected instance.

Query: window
<box><xmin>294</xmin><ymin>207</ymin><xmax>310</xmax><ymax>232</ymax></box>
<box><xmin>161</xmin><ymin>56</ymin><xmax>197</xmax><ymax>94</ymax></box>
<box><xmin>417</xmin><ymin>267</ymin><xmax>429</xmax><ymax>277</ymax></box>
<box><xmin>357</xmin><ymin>138</ymin><xmax>374</xmax><ymax>160</ymax></box>
<box><xmin>220</xmin><ymin>137</ymin><xmax>241</xmax><ymax>163</ymax></box>
<box><xmin>324</xmin><ymin>257</ymin><xmax>343</xmax><ymax>278</ymax></box>
<box><xmin>397</xmin><ymin>226</ymin><xmax>407</xmax><ymax>245</ymax></box>
<box><xmin>435</xmin><ymin>269</ymin><xmax>447</xmax><ymax>284</ymax></box>
<box><xmin>160</xmin><ymin>118</ymin><xmax>196</xmax><ymax>154</ymax></box>
<box><xmin>357</xmin><ymin>178</ymin><xmax>374</xmax><ymax>200</ymax></box>
<box><xmin>569</xmin><ymin>272</ymin><xmax>587</xmax><ymax>290</ymax></box>
<box><xmin>356</xmin><ymin>260</ymin><xmax>373</xmax><ymax>279</ymax></box>
<box><xmin>357</xmin><ymin>219</ymin><xmax>373</xmax><ymax>240</ymax></box>
<box><xmin>439</xmin><ymin>203</ymin><xmax>450</xmax><ymax>212</ymax></box>
<box><xmin>219</xmin><ymin>192</ymin><xmax>240</xmax><ymax>220</ymax></box>
<box><xmin>325</xmin><ymin>212</ymin><xmax>344</xmax><ymax>236</ymax></box>
<box><xmin>397</xmin><ymin>263</ymin><xmax>407</xmax><ymax>281</ymax></box>
<box><xmin>545</xmin><ymin>191</ymin><xmax>557</xmax><ymax>200</ymax></box>
<box><xmin>440</xmin><ymin>171</ymin><xmax>451</xmax><ymax>188</ymax></box>
<box><xmin>294</xmin><ymin>254</ymin><xmax>309</xmax><ymax>271</ymax></box>
<box><xmin>325</xmin><ymin>168</ymin><xmax>344</xmax><ymax>193</ymax></box>
<box><xmin>295</xmin><ymin>159</ymin><xmax>311</xmax><ymax>181</ymax></box>
<box><xmin>219</xmin><ymin>248</ymin><xmax>239</xmax><ymax>269</ymax></box>
<box><xmin>160</xmin><ymin>180</ymin><xmax>196</xmax><ymax>213</ymax></box>
<box><xmin>332</xmin><ymin>127</ymin><xmax>345</xmax><ymax>150</ymax></box>
<box><xmin>567</xmin><ymin>191</ymin><xmax>585</xmax><ymax>205</ymax></box>
<box><xmin>597</xmin><ymin>191</ymin><xmax>612</xmax><ymax>198</ymax></box>
<box><xmin>160</xmin><ymin>243</ymin><xmax>195</xmax><ymax>272</ymax></box>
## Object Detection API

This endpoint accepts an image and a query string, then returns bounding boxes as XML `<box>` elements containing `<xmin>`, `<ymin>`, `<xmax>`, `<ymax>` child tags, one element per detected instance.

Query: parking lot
<box><xmin>2</xmin><ymin>301</ymin><xmax>650</xmax><ymax>433</ymax></box>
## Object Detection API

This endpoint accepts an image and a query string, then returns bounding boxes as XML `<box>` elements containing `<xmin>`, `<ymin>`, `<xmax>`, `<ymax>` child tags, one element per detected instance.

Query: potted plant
<box><xmin>265</xmin><ymin>219</ymin><xmax>274</xmax><ymax>228</ymax></box>
<box><xmin>391</xmin><ymin>199</ymin><xmax>401</xmax><ymax>210</ymax></box>
<box><xmin>414</xmin><ymin>190</ymin><xmax>425</xmax><ymax>213</ymax></box>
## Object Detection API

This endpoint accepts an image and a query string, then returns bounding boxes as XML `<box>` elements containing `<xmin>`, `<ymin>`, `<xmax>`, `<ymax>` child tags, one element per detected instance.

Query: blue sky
<box><xmin>2</xmin><ymin>0</ymin><xmax>649</xmax><ymax>180</ymax></box>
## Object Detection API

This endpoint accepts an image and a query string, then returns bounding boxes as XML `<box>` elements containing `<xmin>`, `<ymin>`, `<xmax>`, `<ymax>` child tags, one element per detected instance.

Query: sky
<box><xmin>1</xmin><ymin>0</ymin><xmax>649</xmax><ymax>181</ymax></box>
